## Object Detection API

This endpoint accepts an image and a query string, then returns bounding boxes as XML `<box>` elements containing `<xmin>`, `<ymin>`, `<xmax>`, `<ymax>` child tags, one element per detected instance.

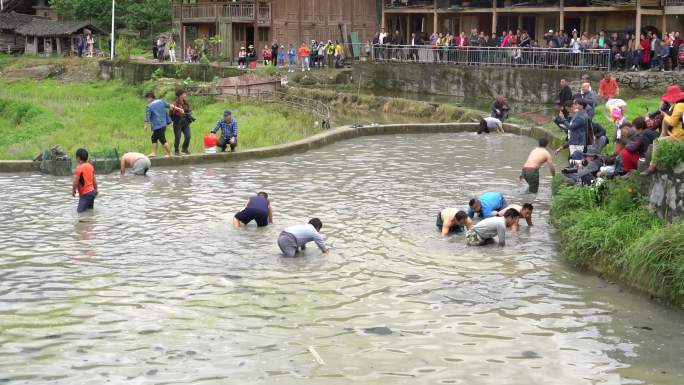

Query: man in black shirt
<box><xmin>558</xmin><ymin>79</ymin><xmax>573</xmax><ymax>119</ymax></box>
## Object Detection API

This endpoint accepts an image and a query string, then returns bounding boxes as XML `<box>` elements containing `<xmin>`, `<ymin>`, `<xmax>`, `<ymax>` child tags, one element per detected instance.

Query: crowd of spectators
<box><xmin>370</xmin><ymin>27</ymin><xmax>684</xmax><ymax>70</ymax></box>
<box><xmin>552</xmin><ymin>75</ymin><xmax>684</xmax><ymax>186</ymax></box>
<box><xmin>236</xmin><ymin>40</ymin><xmax>345</xmax><ymax>71</ymax></box>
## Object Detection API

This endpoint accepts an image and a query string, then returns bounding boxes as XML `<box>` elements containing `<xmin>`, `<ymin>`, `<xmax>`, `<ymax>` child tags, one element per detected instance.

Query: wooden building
<box><xmin>15</xmin><ymin>19</ymin><xmax>105</xmax><ymax>56</ymax></box>
<box><xmin>382</xmin><ymin>0</ymin><xmax>684</xmax><ymax>43</ymax></box>
<box><xmin>171</xmin><ymin>0</ymin><xmax>381</xmax><ymax>62</ymax></box>
<box><xmin>0</xmin><ymin>12</ymin><xmax>40</xmax><ymax>53</ymax></box>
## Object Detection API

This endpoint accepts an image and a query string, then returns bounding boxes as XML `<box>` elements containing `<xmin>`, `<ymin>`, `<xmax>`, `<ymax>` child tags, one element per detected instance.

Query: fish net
<box><xmin>38</xmin><ymin>146</ymin><xmax>72</xmax><ymax>176</ymax></box>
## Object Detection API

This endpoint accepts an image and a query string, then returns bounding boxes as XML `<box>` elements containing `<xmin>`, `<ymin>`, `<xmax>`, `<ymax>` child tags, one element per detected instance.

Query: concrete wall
<box><xmin>353</xmin><ymin>62</ymin><xmax>602</xmax><ymax>104</ymax></box>
<box><xmin>0</xmin><ymin>122</ymin><xmax>564</xmax><ymax>174</ymax></box>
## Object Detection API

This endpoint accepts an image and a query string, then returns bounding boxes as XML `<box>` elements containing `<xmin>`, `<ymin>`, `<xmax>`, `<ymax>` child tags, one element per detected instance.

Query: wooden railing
<box><xmin>173</xmin><ymin>3</ymin><xmax>271</xmax><ymax>21</ymax></box>
<box><xmin>222</xmin><ymin>3</ymin><xmax>254</xmax><ymax>19</ymax></box>
<box><xmin>258</xmin><ymin>4</ymin><xmax>271</xmax><ymax>20</ymax></box>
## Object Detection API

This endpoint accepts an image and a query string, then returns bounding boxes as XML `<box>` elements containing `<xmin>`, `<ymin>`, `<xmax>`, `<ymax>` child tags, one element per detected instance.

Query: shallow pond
<box><xmin>1</xmin><ymin>133</ymin><xmax>683</xmax><ymax>384</ymax></box>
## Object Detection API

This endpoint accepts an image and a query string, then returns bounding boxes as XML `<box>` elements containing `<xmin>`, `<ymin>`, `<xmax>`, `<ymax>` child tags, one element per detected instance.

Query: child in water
<box><xmin>72</xmin><ymin>148</ymin><xmax>98</xmax><ymax>213</ymax></box>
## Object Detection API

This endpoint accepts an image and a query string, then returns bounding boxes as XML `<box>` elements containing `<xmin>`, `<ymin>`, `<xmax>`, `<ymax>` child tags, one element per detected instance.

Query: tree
<box><xmin>49</xmin><ymin>0</ymin><xmax>172</xmax><ymax>36</ymax></box>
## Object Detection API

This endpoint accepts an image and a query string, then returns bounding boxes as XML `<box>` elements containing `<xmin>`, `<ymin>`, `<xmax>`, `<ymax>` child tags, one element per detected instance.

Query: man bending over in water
<box><xmin>520</xmin><ymin>138</ymin><xmax>556</xmax><ymax>193</ymax></box>
<box><xmin>233</xmin><ymin>192</ymin><xmax>273</xmax><ymax>229</ymax></box>
<box><xmin>277</xmin><ymin>218</ymin><xmax>329</xmax><ymax>257</ymax></box>
<box><xmin>436</xmin><ymin>208</ymin><xmax>472</xmax><ymax>236</ymax></box>
<box><xmin>120</xmin><ymin>152</ymin><xmax>152</xmax><ymax>176</ymax></box>
<box><xmin>494</xmin><ymin>203</ymin><xmax>533</xmax><ymax>231</ymax></box>
<box><xmin>466</xmin><ymin>208</ymin><xmax>519</xmax><ymax>247</ymax></box>
<box><xmin>467</xmin><ymin>192</ymin><xmax>507</xmax><ymax>219</ymax></box>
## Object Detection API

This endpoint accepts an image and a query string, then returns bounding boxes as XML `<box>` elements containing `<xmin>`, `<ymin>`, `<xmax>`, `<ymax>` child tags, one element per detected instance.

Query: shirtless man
<box><xmin>493</xmin><ymin>203</ymin><xmax>533</xmax><ymax>231</ymax></box>
<box><xmin>520</xmin><ymin>138</ymin><xmax>556</xmax><ymax>193</ymax></box>
<box><xmin>120</xmin><ymin>152</ymin><xmax>152</xmax><ymax>176</ymax></box>
<box><xmin>436</xmin><ymin>208</ymin><xmax>473</xmax><ymax>236</ymax></box>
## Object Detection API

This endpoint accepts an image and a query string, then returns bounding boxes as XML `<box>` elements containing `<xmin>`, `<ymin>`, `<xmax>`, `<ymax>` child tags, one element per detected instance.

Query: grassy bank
<box><xmin>0</xmin><ymin>80</ymin><xmax>318</xmax><ymax>160</ymax></box>
<box><xmin>551</xmin><ymin>177</ymin><xmax>684</xmax><ymax>304</ymax></box>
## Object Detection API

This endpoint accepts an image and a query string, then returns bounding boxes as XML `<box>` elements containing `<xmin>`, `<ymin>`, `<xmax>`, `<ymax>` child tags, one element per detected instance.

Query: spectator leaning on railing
<box><xmin>366</xmin><ymin>27</ymin><xmax>680</xmax><ymax>71</ymax></box>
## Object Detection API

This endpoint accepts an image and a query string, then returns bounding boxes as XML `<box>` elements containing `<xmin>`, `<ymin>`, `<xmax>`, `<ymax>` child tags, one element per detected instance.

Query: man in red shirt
<box><xmin>72</xmin><ymin>148</ymin><xmax>98</xmax><ymax>213</ymax></box>
<box><xmin>598</xmin><ymin>73</ymin><xmax>620</xmax><ymax>101</ymax></box>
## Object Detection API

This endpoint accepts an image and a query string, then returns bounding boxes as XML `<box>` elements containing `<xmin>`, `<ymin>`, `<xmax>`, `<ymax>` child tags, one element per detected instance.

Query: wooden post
<box><xmin>179</xmin><ymin>0</ymin><xmax>184</xmax><ymax>64</ymax></box>
<box><xmin>433</xmin><ymin>0</ymin><xmax>438</xmax><ymax>33</ymax></box>
<box><xmin>298</xmin><ymin>0</ymin><xmax>302</xmax><ymax>43</ymax></box>
<box><xmin>635</xmin><ymin>0</ymin><xmax>641</xmax><ymax>39</ymax></box>
<box><xmin>559</xmin><ymin>0</ymin><xmax>564</xmax><ymax>31</ymax></box>
<box><xmin>492</xmin><ymin>0</ymin><xmax>497</xmax><ymax>35</ymax></box>
<box><xmin>517</xmin><ymin>15</ymin><xmax>522</xmax><ymax>31</ymax></box>
<box><xmin>661</xmin><ymin>13</ymin><xmax>667</xmax><ymax>37</ymax></box>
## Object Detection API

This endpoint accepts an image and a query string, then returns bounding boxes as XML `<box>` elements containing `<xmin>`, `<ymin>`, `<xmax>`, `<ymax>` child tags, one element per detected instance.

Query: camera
<box><xmin>562</xmin><ymin>167</ymin><xmax>578</xmax><ymax>175</ymax></box>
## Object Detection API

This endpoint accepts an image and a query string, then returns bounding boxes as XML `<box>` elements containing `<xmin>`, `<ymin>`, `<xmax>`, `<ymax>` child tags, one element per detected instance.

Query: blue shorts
<box><xmin>77</xmin><ymin>191</ymin><xmax>97</xmax><ymax>213</ymax></box>
<box><xmin>235</xmin><ymin>208</ymin><xmax>268</xmax><ymax>227</ymax></box>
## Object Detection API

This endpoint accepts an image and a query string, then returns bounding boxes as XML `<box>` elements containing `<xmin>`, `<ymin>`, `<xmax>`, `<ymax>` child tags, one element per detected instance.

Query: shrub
<box><xmin>151</xmin><ymin>68</ymin><xmax>163</xmax><ymax>81</ymax></box>
<box><xmin>115</xmin><ymin>36</ymin><xmax>135</xmax><ymax>61</ymax></box>
<box><xmin>600</xmin><ymin>178</ymin><xmax>642</xmax><ymax>214</ymax></box>
<box><xmin>653</xmin><ymin>139</ymin><xmax>684</xmax><ymax>168</ymax></box>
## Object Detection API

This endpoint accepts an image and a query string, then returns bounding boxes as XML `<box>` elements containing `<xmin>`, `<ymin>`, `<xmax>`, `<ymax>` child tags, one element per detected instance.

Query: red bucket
<box><xmin>203</xmin><ymin>133</ymin><xmax>218</xmax><ymax>153</ymax></box>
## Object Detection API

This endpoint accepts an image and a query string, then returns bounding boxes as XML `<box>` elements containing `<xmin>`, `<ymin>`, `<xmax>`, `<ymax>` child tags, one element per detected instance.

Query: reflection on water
<box><xmin>1</xmin><ymin>133</ymin><xmax>683</xmax><ymax>385</ymax></box>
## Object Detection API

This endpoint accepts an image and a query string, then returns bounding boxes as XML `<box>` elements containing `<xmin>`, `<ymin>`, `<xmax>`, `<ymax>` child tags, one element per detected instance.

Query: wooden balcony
<box><xmin>664</xmin><ymin>0</ymin><xmax>684</xmax><ymax>14</ymax></box>
<box><xmin>173</xmin><ymin>2</ymin><xmax>271</xmax><ymax>24</ymax></box>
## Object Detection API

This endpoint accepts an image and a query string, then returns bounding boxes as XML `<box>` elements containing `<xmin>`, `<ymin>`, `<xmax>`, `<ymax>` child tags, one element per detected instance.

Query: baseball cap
<box><xmin>223</xmin><ymin>110</ymin><xmax>232</xmax><ymax>116</ymax></box>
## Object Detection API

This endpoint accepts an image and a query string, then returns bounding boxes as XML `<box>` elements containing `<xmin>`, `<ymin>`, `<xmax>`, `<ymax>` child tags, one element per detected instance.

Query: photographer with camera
<box><xmin>171</xmin><ymin>89</ymin><xmax>194</xmax><ymax>156</ymax></box>
<box><xmin>561</xmin><ymin>146</ymin><xmax>603</xmax><ymax>186</ymax></box>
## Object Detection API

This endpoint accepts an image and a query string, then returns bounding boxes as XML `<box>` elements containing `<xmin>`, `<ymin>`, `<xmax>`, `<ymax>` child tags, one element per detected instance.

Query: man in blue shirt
<box><xmin>233</xmin><ymin>192</ymin><xmax>273</xmax><ymax>229</ymax></box>
<box><xmin>277</xmin><ymin>218</ymin><xmax>329</xmax><ymax>257</ymax></box>
<box><xmin>144</xmin><ymin>91</ymin><xmax>176</xmax><ymax>158</ymax></box>
<box><xmin>211</xmin><ymin>110</ymin><xmax>238</xmax><ymax>152</ymax></box>
<box><xmin>467</xmin><ymin>192</ymin><xmax>507</xmax><ymax>219</ymax></box>
<box><xmin>558</xmin><ymin>99</ymin><xmax>589</xmax><ymax>158</ymax></box>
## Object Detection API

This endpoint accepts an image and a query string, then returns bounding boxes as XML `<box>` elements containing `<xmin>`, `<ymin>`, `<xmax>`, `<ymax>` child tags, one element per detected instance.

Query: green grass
<box><xmin>551</xmin><ymin>178</ymin><xmax>684</xmax><ymax>303</ymax></box>
<box><xmin>0</xmin><ymin>79</ymin><xmax>318</xmax><ymax>159</ymax></box>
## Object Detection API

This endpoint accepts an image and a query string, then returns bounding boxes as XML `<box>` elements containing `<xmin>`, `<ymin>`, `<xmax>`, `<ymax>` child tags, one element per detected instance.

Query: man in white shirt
<box><xmin>466</xmin><ymin>208</ymin><xmax>520</xmax><ymax>247</ymax></box>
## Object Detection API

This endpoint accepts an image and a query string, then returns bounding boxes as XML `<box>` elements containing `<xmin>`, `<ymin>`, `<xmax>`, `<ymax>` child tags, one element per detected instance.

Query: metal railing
<box><xmin>663</xmin><ymin>0</ymin><xmax>684</xmax><ymax>5</ymax></box>
<box><xmin>369</xmin><ymin>45</ymin><xmax>611</xmax><ymax>70</ymax></box>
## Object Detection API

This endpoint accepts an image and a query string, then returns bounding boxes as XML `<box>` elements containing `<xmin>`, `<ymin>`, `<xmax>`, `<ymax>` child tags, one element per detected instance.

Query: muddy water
<box><xmin>1</xmin><ymin>133</ymin><xmax>683</xmax><ymax>385</ymax></box>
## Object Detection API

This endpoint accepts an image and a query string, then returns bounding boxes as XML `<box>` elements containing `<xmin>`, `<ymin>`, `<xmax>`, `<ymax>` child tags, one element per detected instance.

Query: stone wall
<box><xmin>642</xmin><ymin>163</ymin><xmax>684</xmax><ymax>223</ymax></box>
<box><xmin>353</xmin><ymin>63</ymin><xmax>603</xmax><ymax>104</ymax></box>
<box><xmin>98</xmin><ymin>61</ymin><xmax>242</xmax><ymax>84</ymax></box>
<box><xmin>612</xmin><ymin>71</ymin><xmax>684</xmax><ymax>92</ymax></box>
